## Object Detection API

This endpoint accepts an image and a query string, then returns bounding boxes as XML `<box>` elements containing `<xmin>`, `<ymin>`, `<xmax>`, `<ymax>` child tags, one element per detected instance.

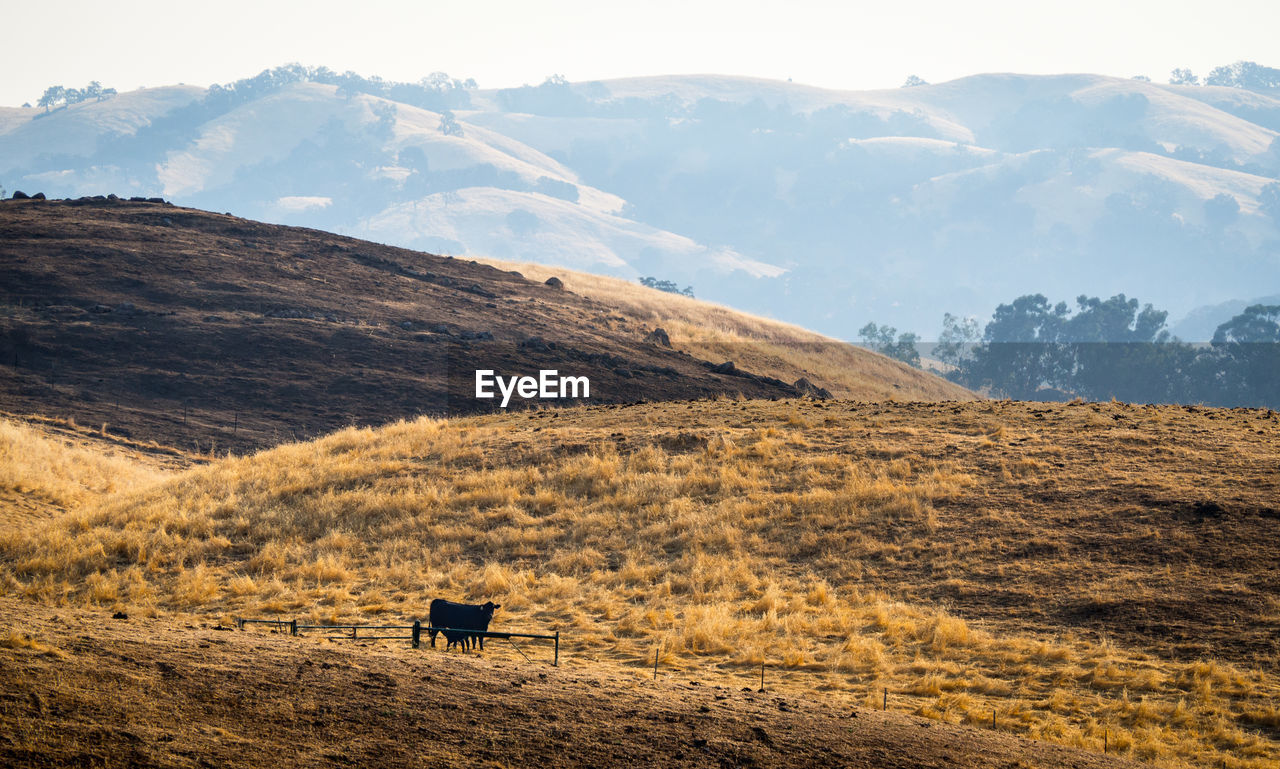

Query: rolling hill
<box><xmin>0</xmin><ymin>197</ymin><xmax>968</xmax><ymax>452</ymax></box>
<box><xmin>1</xmin><ymin>398</ymin><xmax>1277</xmax><ymax>767</ymax></box>
<box><xmin>4</xmin><ymin>68</ymin><xmax>1277</xmax><ymax>338</ymax></box>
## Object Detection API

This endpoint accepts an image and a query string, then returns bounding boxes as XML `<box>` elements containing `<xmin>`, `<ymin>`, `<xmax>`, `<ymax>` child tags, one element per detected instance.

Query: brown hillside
<box><xmin>0</xmin><ymin>198</ymin><xmax>969</xmax><ymax>453</ymax></box>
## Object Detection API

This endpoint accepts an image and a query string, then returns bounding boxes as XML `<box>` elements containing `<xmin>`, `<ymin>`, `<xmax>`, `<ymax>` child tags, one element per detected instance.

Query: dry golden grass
<box><xmin>474</xmin><ymin>257</ymin><xmax>974</xmax><ymax>402</ymax></box>
<box><xmin>0</xmin><ymin>417</ymin><xmax>170</xmax><ymax>525</ymax></box>
<box><xmin>1</xmin><ymin>399</ymin><xmax>1278</xmax><ymax>768</ymax></box>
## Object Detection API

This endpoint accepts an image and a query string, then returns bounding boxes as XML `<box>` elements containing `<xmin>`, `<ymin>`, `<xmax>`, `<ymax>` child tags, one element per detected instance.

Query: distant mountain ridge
<box><xmin>3</xmin><ymin>67</ymin><xmax>1277</xmax><ymax>338</ymax></box>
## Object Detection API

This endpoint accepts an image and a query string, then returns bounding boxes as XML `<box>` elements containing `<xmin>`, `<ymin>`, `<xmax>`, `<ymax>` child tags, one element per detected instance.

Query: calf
<box><xmin>428</xmin><ymin>599</ymin><xmax>500</xmax><ymax>651</ymax></box>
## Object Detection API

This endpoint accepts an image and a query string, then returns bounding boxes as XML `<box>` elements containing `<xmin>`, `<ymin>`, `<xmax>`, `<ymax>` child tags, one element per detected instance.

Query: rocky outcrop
<box><xmin>644</xmin><ymin>328</ymin><xmax>671</xmax><ymax>347</ymax></box>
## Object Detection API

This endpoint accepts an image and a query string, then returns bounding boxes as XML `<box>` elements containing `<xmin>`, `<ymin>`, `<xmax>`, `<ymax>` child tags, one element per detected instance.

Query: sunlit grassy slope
<box><xmin>2</xmin><ymin>401</ymin><xmax>1279</xmax><ymax>768</ymax></box>
<box><xmin>0</xmin><ymin>417</ymin><xmax>172</xmax><ymax>526</ymax></box>
<box><xmin>473</xmin><ymin>257</ymin><xmax>974</xmax><ymax>402</ymax></box>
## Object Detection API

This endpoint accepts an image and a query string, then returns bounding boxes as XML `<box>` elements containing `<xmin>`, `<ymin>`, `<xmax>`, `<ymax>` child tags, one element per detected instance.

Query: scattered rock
<box><xmin>11</xmin><ymin>190</ymin><xmax>30</xmax><ymax>200</ymax></box>
<box><xmin>544</xmin><ymin>276</ymin><xmax>564</xmax><ymax>289</ymax></box>
<box><xmin>661</xmin><ymin>432</ymin><xmax>708</xmax><ymax>452</ymax></box>
<box><xmin>615</xmin><ymin>368</ymin><xmax>633</xmax><ymax>378</ymax></box>
<box><xmin>400</xmin><ymin>321</ymin><xmax>414</xmax><ymax>330</ymax></box>
<box><xmin>116</xmin><ymin>302</ymin><xmax>136</xmax><ymax>312</ymax></box>
<box><xmin>793</xmin><ymin>377</ymin><xmax>832</xmax><ymax>399</ymax></box>
<box><xmin>519</xmin><ymin>336</ymin><xmax>554</xmax><ymax>352</ymax></box>
<box><xmin>1192</xmin><ymin>500</ymin><xmax>1225</xmax><ymax>518</ymax></box>
<box><xmin>459</xmin><ymin>330</ymin><xmax>493</xmax><ymax>341</ymax></box>
<box><xmin>32</xmin><ymin>192</ymin><xmax>46</xmax><ymax>200</ymax></box>
<box><xmin>644</xmin><ymin>327</ymin><xmax>672</xmax><ymax>347</ymax></box>
<box><xmin>711</xmin><ymin>361</ymin><xmax>736</xmax><ymax>375</ymax></box>
<box><xmin>112</xmin><ymin>611</ymin><xmax>128</xmax><ymax>620</ymax></box>
<box><xmin>88</xmin><ymin>304</ymin><xmax>114</xmax><ymax>314</ymax></box>
<box><xmin>431</xmin><ymin>324</ymin><xmax>451</xmax><ymax>335</ymax></box>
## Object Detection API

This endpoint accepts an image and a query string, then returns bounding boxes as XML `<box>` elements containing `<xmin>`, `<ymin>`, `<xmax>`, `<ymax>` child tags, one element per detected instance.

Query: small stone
<box><xmin>644</xmin><ymin>327</ymin><xmax>672</xmax><ymax>347</ymax></box>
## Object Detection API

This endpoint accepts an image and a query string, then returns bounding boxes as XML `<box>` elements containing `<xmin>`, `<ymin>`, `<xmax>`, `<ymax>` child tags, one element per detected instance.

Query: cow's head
<box><xmin>481</xmin><ymin>601</ymin><xmax>500</xmax><ymax>617</ymax></box>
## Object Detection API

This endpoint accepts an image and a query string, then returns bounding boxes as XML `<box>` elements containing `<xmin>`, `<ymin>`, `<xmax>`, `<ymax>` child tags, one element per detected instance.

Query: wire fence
<box><xmin>235</xmin><ymin>616</ymin><xmax>560</xmax><ymax>666</ymax></box>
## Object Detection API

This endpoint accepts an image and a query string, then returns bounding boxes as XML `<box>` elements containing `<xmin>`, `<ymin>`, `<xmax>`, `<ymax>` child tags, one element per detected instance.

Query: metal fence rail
<box><xmin>234</xmin><ymin>617</ymin><xmax>560</xmax><ymax>665</ymax></box>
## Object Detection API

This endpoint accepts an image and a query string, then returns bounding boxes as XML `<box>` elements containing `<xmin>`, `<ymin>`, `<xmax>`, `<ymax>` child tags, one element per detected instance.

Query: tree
<box><xmin>901</xmin><ymin>75</ymin><xmax>928</xmax><ymax>87</ymax></box>
<box><xmin>934</xmin><ymin>313</ymin><xmax>980</xmax><ymax>370</ymax></box>
<box><xmin>1203</xmin><ymin>61</ymin><xmax>1280</xmax><ymax>90</ymax></box>
<box><xmin>858</xmin><ymin>322</ymin><xmax>920</xmax><ymax>368</ymax></box>
<box><xmin>1211</xmin><ymin>305</ymin><xmax>1280</xmax><ymax>406</ymax></box>
<box><xmin>1169</xmin><ymin>68</ymin><xmax>1199</xmax><ymax>85</ymax></box>
<box><xmin>438</xmin><ymin>109</ymin><xmax>464</xmax><ymax>137</ymax></box>
<box><xmin>639</xmin><ymin>276</ymin><xmax>694</xmax><ymax>297</ymax></box>
<box><xmin>1232</xmin><ymin>61</ymin><xmax>1280</xmax><ymax>90</ymax></box>
<box><xmin>1213</xmin><ymin>304</ymin><xmax>1280</xmax><ymax>345</ymax></box>
<box><xmin>37</xmin><ymin>85</ymin><xmax>65</xmax><ymax>112</ymax></box>
<box><xmin>1131</xmin><ymin>75</ymin><xmax>1151</xmax><ymax>82</ymax></box>
<box><xmin>1206</xmin><ymin>65</ymin><xmax>1236</xmax><ymax>86</ymax></box>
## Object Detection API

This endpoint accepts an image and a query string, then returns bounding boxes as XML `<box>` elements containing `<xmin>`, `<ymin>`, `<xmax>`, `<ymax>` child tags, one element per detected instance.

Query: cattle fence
<box><xmin>235</xmin><ymin>617</ymin><xmax>560</xmax><ymax>666</ymax></box>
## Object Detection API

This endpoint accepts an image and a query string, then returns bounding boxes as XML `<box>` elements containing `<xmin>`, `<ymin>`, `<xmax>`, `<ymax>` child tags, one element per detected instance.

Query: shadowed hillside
<box><xmin>0</xmin><ymin>198</ymin><xmax>966</xmax><ymax>451</ymax></box>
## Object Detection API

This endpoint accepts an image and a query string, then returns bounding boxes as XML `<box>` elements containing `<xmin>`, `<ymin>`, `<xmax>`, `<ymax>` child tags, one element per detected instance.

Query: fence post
<box><xmin>883</xmin><ymin>687</ymin><xmax>887</xmax><ymax>711</ymax></box>
<box><xmin>653</xmin><ymin>648</ymin><xmax>659</xmax><ymax>680</ymax></box>
<box><xmin>412</xmin><ymin>620</ymin><xmax>421</xmax><ymax>649</ymax></box>
<box><xmin>554</xmin><ymin>631</ymin><xmax>559</xmax><ymax>667</ymax></box>
<box><xmin>290</xmin><ymin>619</ymin><xmax>297</xmax><ymax>636</ymax></box>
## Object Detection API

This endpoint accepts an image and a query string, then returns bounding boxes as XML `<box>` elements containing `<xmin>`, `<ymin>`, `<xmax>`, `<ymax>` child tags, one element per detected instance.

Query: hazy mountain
<box><xmin>3</xmin><ymin>68</ymin><xmax>1278</xmax><ymax>338</ymax></box>
<box><xmin>1171</xmin><ymin>293</ymin><xmax>1280</xmax><ymax>341</ymax></box>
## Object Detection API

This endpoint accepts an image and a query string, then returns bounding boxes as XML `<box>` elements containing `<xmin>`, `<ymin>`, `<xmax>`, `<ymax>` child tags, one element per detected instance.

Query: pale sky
<box><xmin>3</xmin><ymin>0</ymin><xmax>1278</xmax><ymax>106</ymax></box>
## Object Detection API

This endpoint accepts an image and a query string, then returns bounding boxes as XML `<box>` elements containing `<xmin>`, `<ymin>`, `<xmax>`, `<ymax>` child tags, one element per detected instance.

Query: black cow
<box><xmin>428</xmin><ymin>599</ymin><xmax>500</xmax><ymax>651</ymax></box>
<box><xmin>441</xmin><ymin>627</ymin><xmax>471</xmax><ymax>651</ymax></box>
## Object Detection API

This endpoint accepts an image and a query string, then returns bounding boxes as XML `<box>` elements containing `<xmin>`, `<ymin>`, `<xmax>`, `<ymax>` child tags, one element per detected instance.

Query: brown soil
<box><xmin>0</xmin><ymin>597</ymin><xmax>1138</xmax><ymax>768</ymax></box>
